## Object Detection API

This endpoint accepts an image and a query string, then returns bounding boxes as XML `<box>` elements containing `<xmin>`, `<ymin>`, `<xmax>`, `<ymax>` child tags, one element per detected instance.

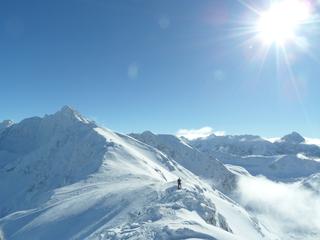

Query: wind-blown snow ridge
<box><xmin>0</xmin><ymin>107</ymin><xmax>275</xmax><ymax>240</ymax></box>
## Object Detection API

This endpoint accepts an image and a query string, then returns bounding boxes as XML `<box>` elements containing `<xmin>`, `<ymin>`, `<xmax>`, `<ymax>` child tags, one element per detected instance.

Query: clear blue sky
<box><xmin>1</xmin><ymin>0</ymin><xmax>319</xmax><ymax>137</ymax></box>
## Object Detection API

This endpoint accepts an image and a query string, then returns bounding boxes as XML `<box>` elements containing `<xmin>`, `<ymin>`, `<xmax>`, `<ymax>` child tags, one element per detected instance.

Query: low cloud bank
<box><xmin>236</xmin><ymin>175</ymin><xmax>320</xmax><ymax>240</ymax></box>
<box><xmin>305</xmin><ymin>137</ymin><xmax>320</xmax><ymax>146</ymax></box>
<box><xmin>176</xmin><ymin>127</ymin><xmax>225</xmax><ymax>140</ymax></box>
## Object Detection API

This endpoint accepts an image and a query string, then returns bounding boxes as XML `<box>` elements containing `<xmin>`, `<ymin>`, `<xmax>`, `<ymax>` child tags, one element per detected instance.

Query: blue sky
<box><xmin>1</xmin><ymin>0</ymin><xmax>319</xmax><ymax>137</ymax></box>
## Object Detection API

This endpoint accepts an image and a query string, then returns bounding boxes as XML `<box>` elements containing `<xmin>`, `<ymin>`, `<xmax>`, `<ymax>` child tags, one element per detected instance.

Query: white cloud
<box><xmin>263</xmin><ymin>137</ymin><xmax>280</xmax><ymax>143</ymax></box>
<box><xmin>176</xmin><ymin>127</ymin><xmax>225</xmax><ymax>140</ymax></box>
<box><xmin>305</xmin><ymin>137</ymin><xmax>320</xmax><ymax>146</ymax></box>
<box><xmin>236</xmin><ymin>175</ymin><xmax>320</xmax><ymax>240</ymax></box>
<box><xmin>128</xmin><ymin>63</ymin><xmax>139</xmax><ymax>79</ymax></box>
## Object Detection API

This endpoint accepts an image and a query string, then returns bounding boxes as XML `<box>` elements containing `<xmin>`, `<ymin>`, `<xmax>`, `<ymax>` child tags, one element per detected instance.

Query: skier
<box><xmin>177</xmin><ymin>177</ymin><xmax>182</xmax><ymax>190</ymax></box>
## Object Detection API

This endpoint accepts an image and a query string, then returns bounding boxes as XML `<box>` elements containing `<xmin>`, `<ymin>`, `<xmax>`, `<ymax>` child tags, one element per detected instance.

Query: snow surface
<box><xmin>130</xmin><ymin>131</ymin><xmax>236</xmax><ymax>194</ymax></box>
<box><xmin>0</xmin><ymin>107</ymin><xmax>275</xmax><ymax>240</ymax></box>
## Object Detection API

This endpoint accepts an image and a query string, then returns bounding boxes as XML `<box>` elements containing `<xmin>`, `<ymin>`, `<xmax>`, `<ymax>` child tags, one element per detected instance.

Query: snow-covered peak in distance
<box><xmin>0</xmin><ymin>120</ymin><xmax>14</xmax><ymax>133</ymax></box>
<box><xmin>0</xmin><ymin>119</ymin><xmax>14</xmax><ymax>128</ymax></box>
<box><xmin>186</xmin><ymin>130</ymin><xmax>320</xmax><ymax>181</ymax></box>
<box><xmin>58</xmin><ymin>105</ymin><xmax>79</xmax><ymax>116</ymax></box>
<box><xmin>188</xmin><ymin>133</ymin><xmax>265</xmax><ymax>142</ymax></box>
<box><xmin>190</xmin><ymin>133</ymin><xmax>277</xmax><ymax>157</ymax></box>
<box><xmin>279</xmin><ymin>131</ymin><xmax>305</xmax><ymax>144</ymax></box>
<box><xmin>190</xmin><ymin>131</ymin><xmax>307</xmax><ymax>145</ymax></box>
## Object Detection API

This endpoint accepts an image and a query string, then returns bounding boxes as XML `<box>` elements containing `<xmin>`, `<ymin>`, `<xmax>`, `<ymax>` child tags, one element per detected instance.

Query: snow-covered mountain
<box><xmin>279</xmin><ymin>131</ymin><xmax>305</xmax><ymax>144</ymax></box>
<box><xmin>0</xmin><ymin>120</ymin><xmax>14</xmax><ymax>134</ymax></box>
<box><xmin>188</xmin><ymin>132</ymin><xmax>320</xmax><ymax>181</ymax></box>
<box><xmin>129</xmin><ymin>131</ymin><xmax>236</xmax><ymax>194</ymax></box>
<box><xmin>0</xmin><ymin>107</ymin><xmax>275</xmax><ymax>240</ymax></box>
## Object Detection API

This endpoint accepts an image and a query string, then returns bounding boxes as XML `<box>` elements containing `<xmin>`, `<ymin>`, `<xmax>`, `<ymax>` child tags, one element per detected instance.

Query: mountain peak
<box><xmin>59</xmin><ymin>105</ymin><xmax>79</xmax><ymax>116</ymax></box>
<box><xmin>141</xmin><ymin>130</ymin><xmax>156</xmax><ymax>137</ymax></box>
<box><xmin>61</xmin><ymin>105</ymin><xmax>75</xmax><ymax>112</ymax></box>
<box><xmin>281</xmin><ymin>131</ymin><xmax>305</xmax><ymax>144</ymax></box>
<box><xmin>0</xmin><ymin>119</ymin><xmax>14</xmax><ymax>126</ymax></box>
<box><xmin>51</xmin><ymin>105</ymin><xmax>93</xmax><ymax>125</ymax></box>
<box><xmin>0</xmin><ymin>120</ymin><xmax>14</xmax><ymax>130</ymax></box>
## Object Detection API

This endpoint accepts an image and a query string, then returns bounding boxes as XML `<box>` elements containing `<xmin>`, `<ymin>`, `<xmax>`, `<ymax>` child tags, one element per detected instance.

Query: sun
<box><xmin>256</xmin><ymin>0</ymin><xmax>311</xmax><ymax>46</ymax></box>
<box><xmin>229</xmin><ymin>0</ymin><xmax>318</xmax><ymax>102</ymax></box>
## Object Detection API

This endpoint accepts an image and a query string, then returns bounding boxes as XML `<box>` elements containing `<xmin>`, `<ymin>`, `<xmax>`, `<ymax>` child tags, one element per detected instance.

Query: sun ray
<box><xmin>281</xmin><ymin>46</ymin><xmax>311</xmax><ymax>126</ymax></box>
<box><xmin>213</xmin><ymin>0</ymin><xmax>319</xmax><ymax>88</ymax></box>
<box><xmin>237</xmin><ymin>0</ymin><xmax>262</xmax><ymax>16</ymax></box>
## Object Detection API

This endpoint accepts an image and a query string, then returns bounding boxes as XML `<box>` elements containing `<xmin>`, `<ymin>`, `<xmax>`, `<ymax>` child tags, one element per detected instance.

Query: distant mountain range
<box><xmin>186</xmin><ymin>131</ymin><xmax>320</xmax><ymax>180</ymax></box>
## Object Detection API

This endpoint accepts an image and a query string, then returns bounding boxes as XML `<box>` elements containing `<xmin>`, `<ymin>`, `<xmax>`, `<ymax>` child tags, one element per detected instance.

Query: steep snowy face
<box><xmin>0</xmin><ymin>107</ymin><xmax>275</xmax><ymax>240</ymax></box>
<box><xmin>130</xmin><ymin>131</ymin><xmax>236</xmax><ymax>194</ymax></box>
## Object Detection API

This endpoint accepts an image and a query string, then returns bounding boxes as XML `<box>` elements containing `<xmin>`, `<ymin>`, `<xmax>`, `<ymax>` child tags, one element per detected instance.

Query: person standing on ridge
<box><xmin>177</xmin><ymin>177</ymin><xmax>182</xmax><ymax>190</ymax></box>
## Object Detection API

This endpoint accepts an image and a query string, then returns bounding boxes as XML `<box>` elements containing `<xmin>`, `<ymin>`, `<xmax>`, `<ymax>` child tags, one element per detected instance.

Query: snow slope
<box><xmin>0</xmin><ymin>107</ymin><xmax>276</xmax><ymax>240</ymax></box>
<box><xmin>130</xmin><ymin>131</ymin><xmax>236</xmax><ymax>194</ymax></box>
<box><xmin>189</xmin><ymin>132</ymin><xmax>320</xmax><ymax>181</ymax></box>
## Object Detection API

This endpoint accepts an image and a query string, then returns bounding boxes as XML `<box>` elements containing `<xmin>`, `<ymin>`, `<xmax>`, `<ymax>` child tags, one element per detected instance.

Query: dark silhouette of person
<box><xmin>177</xmin><ymin>177</ymin><xmax>182</xmax><ymax>190</ymax></box>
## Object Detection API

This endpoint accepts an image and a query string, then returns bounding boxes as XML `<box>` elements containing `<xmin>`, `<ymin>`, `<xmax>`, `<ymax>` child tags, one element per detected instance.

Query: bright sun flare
<box><xmin>257</xmin><ymin>0</ymin><xmax>311</xmax><ymax>45</ymax></box>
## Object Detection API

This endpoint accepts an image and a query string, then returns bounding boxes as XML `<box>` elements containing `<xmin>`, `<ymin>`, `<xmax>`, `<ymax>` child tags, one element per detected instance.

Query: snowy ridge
<box><xmin>0</xmin><ymin>107</ymin><xmax>275</xmax><ymax>240</ymax></box>
<box><xmin>130</xmin><ymin>131</ymin><xmax>236</xmax><ymax>194</ymax></box>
